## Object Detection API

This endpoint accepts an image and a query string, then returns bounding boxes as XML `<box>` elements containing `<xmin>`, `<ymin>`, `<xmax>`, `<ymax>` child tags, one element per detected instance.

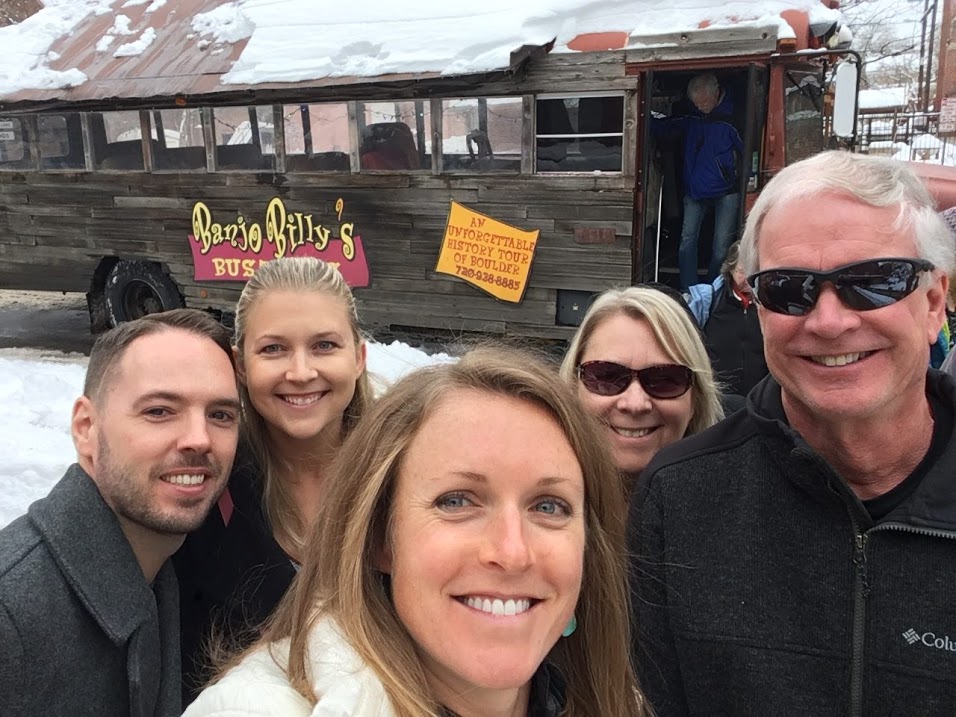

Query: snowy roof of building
<box><xmin>0</xmin><ymin>0</ymin><xmax>843</xmax><ymax>107</ymax></box>
<box><xmin>858</xmin><ymin>86</ymin><xmax>909</xmax><ymax>111</ymax></box>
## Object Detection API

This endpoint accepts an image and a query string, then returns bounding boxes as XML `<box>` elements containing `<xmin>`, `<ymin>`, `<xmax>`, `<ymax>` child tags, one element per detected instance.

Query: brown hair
<box><xmin>217</xmin><ymin>345</ymin><xmax>645</xmax><ymax>716</ymax></box>
<box><xmin>84</xmin><ymin>308</ymin><xmax>233</xmax><ymax>402</ymax></box>
<box><xmin>232</xmin><ymin>257</ymin><xmax>373</xmax><ymax>557</ymax></box>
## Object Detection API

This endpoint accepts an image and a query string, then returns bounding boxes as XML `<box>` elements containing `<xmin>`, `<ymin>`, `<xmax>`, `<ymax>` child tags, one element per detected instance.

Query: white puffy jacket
<box><xmin>183</xmin><ymin>616</ymin><xmax>397</xmax><ymax>717</ymax></box>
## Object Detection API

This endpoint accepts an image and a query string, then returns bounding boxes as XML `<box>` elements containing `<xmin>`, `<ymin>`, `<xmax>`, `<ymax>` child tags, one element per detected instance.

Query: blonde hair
<box><xmin>226</xmin><ymin>346</ymin><xmax>645</xmax><ymax>716</ymax></box>
<box><xmin>233</xmin><ymin>257</ymin><xmax>372</xmax><ymax>557</ymax></box>
<box><xmin>560</xmin><ymin>286</ymin><xmax>724</xmax><ymax>439</ymax></box>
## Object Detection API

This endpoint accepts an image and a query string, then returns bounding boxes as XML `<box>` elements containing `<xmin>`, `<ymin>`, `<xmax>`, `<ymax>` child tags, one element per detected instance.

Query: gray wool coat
<box><xmin>0</xmin><ymin>464</ymin><xmax>181</xmax><ymax>716</ymax></box>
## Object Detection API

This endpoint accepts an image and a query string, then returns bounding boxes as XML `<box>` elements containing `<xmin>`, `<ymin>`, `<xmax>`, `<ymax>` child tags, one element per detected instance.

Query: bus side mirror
<box><xmin>832</xmin><ymin>61</ymin><xmax>858</xmax><ymax>138</ymax></box>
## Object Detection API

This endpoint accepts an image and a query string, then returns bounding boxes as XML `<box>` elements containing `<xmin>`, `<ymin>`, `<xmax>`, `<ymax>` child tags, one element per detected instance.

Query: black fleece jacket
<box><xmin>629</xmin><ymin>372</ymin><xmax>956</xmax><ymax>717</ymax></box>
<box><xmin>173</xmin><ymin>447</ymin><xmax>296</xmax><ymax>708</ymax></box>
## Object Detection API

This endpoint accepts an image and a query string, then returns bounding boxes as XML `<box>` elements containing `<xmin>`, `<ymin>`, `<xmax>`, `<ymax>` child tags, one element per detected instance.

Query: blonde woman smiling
<box><xmin>174</xmin><ymin>257</ymin><xmax>372</xmax><ymax>705</ymax></box>
<box><xmin>561</xmin><ymin>286</ymin><xmax>723</xmax><ymax>483</ymax></box>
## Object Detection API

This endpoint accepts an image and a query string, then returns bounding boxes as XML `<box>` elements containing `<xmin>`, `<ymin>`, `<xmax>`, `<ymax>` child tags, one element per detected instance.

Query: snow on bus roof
<box><xmin>0</xmin><ymin>0</ymin><xmax>839</xmax><ymax>103</ymax></box>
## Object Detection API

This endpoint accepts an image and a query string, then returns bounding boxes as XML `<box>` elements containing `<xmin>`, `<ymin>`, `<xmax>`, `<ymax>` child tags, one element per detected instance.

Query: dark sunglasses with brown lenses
<box><xmin>577</xmin><ymin>361</ymin><xmax>693</xmax><ymax>399</ymax></box>
<box><xmin>747</xmin><ymin>257</ymin><xmax>935</xmax><ymax>317</ymax></box>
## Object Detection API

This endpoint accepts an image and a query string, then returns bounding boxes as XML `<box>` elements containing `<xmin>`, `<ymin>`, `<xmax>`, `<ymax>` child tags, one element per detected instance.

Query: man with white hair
<box><xmin>657</xmin><ymin>72</ymin><xmax>743</xmax><ymax>291</ymax></box>
<box><xmin>630</xmin><ymin>151</ymin><xmax>956</xmax><ymax>715</ymax></box>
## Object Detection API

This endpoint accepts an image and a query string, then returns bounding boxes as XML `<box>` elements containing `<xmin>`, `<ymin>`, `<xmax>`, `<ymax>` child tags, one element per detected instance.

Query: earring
<box><xmin>562</xmin><ymin>615</ymin><xmax>577</xmax><ymax>638</ymax></box>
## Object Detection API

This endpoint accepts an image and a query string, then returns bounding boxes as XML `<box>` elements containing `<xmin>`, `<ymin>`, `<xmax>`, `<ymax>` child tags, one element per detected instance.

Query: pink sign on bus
<box><xmin>187</xmin><ymin>197</ymin><xmax>370</xmax><ymax>286</ymax></box>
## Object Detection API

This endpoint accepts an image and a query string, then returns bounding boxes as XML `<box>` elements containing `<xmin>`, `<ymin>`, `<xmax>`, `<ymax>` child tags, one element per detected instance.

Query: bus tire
<box><xmin>104</xmin><ymin>260</ymin><xmax>184</xmax><ymax>327</ymax></box>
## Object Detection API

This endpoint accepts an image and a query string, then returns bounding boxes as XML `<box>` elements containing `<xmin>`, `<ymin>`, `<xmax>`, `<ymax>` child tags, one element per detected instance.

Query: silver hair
<box><xmin>559</xmin><ymin>286</ymin><xmax>724</xmax><ymax>438</ymax></box>
<box><xmin>739</xmin><ymin>151</ymin><xmax>956</xmax><ymax>277</ymax></box>
<box><xmin>687</xmin><ymin>73</ymin><xmax>720</xmax><ymax>102</ymax></box>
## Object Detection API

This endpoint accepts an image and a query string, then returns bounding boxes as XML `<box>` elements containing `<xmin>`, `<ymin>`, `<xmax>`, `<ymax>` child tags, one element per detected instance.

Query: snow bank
<box><xmin>0</xmin><ymin>356</ymin><xmax>86</xmax><ymax>529</ymax></box>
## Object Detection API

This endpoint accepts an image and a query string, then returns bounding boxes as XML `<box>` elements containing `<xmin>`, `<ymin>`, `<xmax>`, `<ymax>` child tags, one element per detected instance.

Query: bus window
<box><xmin>535</xmin><ymin>94</ymin><xmax>624</xmax><ymax>173</ymax></box>
<box><xmin>784</xmin><ymin>69</ymin><xmax>826</xmax><ymax>165</ymax></box>
<box><xmin>283</xmin><ymin>102</ymin><xmax>350</xmax><ymax>172</ymax></box>
<box><xmin>214</xmin><ymin>106</ymin><xmax>276</xmax><ymax>171</ymax></box>
<box><xmin>92</xmin><ymin>111</ymin><xmax>145</xmax><ymax>170</ymax></box>
<box><xmin>38</xmin><ymin>114</ymin><xmax>85</xmax><ymax>171</ymax></box>
<box><xmin>358</xmin><ymin>100</ymin><xmax>430</xmax><ymax>171</ymax></box>
<box><xmin>0</xmin><ymin>117</ymin><xmax>33</xmax><ymax>171</ymax></box>
<box><xmin>151</xmin><ymin>108</ymin><xmax>205</xmax><ymax>171</ymax></box>
<box><xmin>441</xmin><ymin>98</ymin><xmax>522</xmax><ymax>172</ymax></box>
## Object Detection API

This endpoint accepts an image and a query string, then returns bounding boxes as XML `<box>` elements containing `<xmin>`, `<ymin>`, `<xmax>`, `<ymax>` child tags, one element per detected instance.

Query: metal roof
<box><xmin>0</xmin><ymin>0</ymin><xmax>808</xmax><ymax>110</ymax></box>
<box><xmin>4</xmin><ymin>0</ymin><xmax>247</xmax><ymax>106</ymax></box>
<box><xmin>0</xmin><ymin>0</ymin><xmax>518</xmax><ymax>109</ymax></box>
<box><xmin>0</xmin><ymin>0</ymin><xmax>40</xmax><ymax>26</ymax></box>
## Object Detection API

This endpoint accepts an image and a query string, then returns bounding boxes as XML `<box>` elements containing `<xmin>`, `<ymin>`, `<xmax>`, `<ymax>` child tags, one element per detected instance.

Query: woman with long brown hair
<box><xmin>185</xmin><ymin>346</ymin><xmax>645</xmax><ymax>716</ymax></box>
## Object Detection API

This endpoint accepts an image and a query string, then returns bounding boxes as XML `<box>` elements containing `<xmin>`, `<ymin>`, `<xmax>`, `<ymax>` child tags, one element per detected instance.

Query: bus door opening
<box><xmin>638</xmin><ymin>67</ymin><xmax>759</xmax><ymax>291</ymax></box>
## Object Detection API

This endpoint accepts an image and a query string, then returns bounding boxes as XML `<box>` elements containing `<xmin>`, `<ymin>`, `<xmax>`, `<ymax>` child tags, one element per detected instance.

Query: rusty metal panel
<box><xmin>3</xmin><ymin>0</ymin><xmax>245</xmax><ymax>105</ymax></box>
<box><xmin>0</xmin><ymin>0</ymin><xmax>41</xmax><ymax>27</ymax></box>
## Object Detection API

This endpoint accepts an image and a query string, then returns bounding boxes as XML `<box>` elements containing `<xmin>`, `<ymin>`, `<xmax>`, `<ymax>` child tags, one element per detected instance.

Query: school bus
<box><xmin>0</xmin><ymin>2</ymin><xmax>874</xmax><ymax>338</ymax></box>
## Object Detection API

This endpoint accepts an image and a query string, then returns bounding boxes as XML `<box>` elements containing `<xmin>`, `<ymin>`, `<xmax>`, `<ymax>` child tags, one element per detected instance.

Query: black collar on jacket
<box><xmin>744</xmin><ymin>372</ymin><xmax>956</xmax><ymax>533</ymax></box>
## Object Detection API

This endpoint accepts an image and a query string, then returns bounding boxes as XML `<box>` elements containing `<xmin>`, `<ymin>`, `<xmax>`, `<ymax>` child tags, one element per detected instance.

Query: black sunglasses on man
<box><xmin>747</xmin><ymin>257</ymin><xmax>935</xmax><ymax>317</ymax></box>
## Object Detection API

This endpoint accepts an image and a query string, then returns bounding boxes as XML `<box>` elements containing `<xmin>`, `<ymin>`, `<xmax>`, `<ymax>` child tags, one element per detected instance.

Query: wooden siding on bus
<box><xmin>0</xmin><ymin>170</ymin><xmax>634</xmax><ymax>338</ymax></box>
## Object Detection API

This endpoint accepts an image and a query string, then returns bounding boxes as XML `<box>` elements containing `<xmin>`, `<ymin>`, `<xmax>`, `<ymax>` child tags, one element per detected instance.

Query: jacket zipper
<box><xmin>867</xmin><ymin>521</ymin><xmax>956</xmax><ymax>542</ymax></box>
<box><xmin>848</xmin><ymin>511</ymin><xmax>869</xmax><ymax>717</ymax></box>
<box><xmin>809</xmin><ymin>447</ymin><xmax>956</xmax><ymax>716</ymax></box>
<box><xmin>846</xmin><ymin>520</ymin><xmax>956</xmax><ymax>717</ymax></box>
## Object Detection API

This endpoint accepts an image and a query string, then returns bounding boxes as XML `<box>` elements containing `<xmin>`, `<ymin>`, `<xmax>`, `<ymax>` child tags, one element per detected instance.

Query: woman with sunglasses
<box><xmin>560</xmin><ymin>286</ymin><xmax>724</xmax><ymax>482</ymax></box>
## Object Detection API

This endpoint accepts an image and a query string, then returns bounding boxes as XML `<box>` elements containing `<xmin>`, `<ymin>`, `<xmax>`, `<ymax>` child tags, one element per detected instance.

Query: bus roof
<box><xmin>0</xmin><ymin>0</ymin><xmax>843</xmax><ymax>109</ymax></box>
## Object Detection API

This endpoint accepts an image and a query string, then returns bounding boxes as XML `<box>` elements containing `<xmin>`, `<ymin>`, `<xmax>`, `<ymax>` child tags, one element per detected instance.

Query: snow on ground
<box><xmin>875</xmin><ymin>135</ymin><xmax>956</xmax><ymax>167</ymax></box>
<box><xmin>0</xmin><ymin>352</ymin><xmax>87</xmax><ymax>530</ymax></box>
<box><xmin>0</xmin><ymin>340</ymin><xmax>453</xmax><ymax>529</ymax></box>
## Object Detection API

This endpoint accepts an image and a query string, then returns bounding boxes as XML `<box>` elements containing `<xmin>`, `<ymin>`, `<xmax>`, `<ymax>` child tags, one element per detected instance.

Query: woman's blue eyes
<box><xmin>436</xmin><ymin>493</ymin><xmax>472</xmax><ymax>510</ymax></box>
<box><xmin>435</xmin><ymin>493</ymin><xmax>572</xmax><ymax>517</ymax></box>
<box><xmin>535</xmin><ymin>498</ymin><xmax>571</xmax><ymax>516</ymax></box>
<box><xmin>258</xmin><ymin>341</ymin><xmax>337</xmax><ymax>354</ymax></box>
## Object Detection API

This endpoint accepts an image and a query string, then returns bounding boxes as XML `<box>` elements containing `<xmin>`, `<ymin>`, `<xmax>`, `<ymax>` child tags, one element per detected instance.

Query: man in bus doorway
<box><xmin>659</xmin><ymin>72</ymin><xmax>744</xmax><ymax>291</ymax></box>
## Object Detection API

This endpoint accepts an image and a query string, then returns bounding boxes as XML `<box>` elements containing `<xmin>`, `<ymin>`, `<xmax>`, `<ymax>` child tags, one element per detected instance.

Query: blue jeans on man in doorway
<box><xmin>679</xmin><ymin>192</ymin><xmax>740</xmax><ymax>291</ymax></box>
